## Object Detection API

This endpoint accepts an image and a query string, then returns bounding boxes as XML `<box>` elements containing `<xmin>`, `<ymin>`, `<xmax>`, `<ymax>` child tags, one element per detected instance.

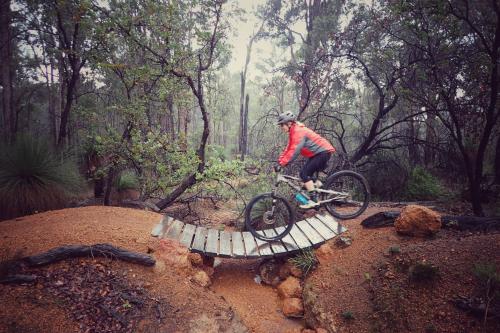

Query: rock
<box><xmin>278</xmin><ymin>276</ymin><xmax>303</xmax><ymax>299</ymax></box>
<box><xmin>315</xmin><ymin>243</ymin><xmax>334</xmax><ymax>263</ymax></box>
<box><xmin>258</xmin><ymin>259</ymin><xmax>282</xmax><ymax>286</ymax></box>
<box><xmin>156</xmin><ymin>239</ymin><xmax>191</xmax><ymax>273</ymax></box>
<box><xmin>280</xmin><ymin>262</ymin><xmax>303</xmax><ymax>279</ymax></box>
<box><xmin>282</xmin><ymin>298</ymin><xmax>304</xmax><ymax>318</ymax></box>
<box><xmin>303</xmin><ymin>282</ymin><xmax>337</xmax><ymax>332</ymax></box>
<box><xmin>192</xmin><ymin>270</ymin><xmax>211</xmax><ymax>287</ymax></box>
<box><xmin>315</xmin><ymin>329</ymin><xmax>328</xmax><ymax>333</ymax></box>
<box><xmin>334</xmin><ymin>236</ymin><xmax>352</xmax><ymax>248</ymax></box>
<box><xmin>302</xmin><ymin>329</ymin><xmax>316</xmax><ymax>333</ymax></box>
<box><xmin>188</xmin><ymin>253</ymin><xmax>204</xmax><ymax>266</ymax></box>
<box><xmin>394</xmin><ymin>205</ymin><xmax>441</xmax><ymax>237</ymax></box>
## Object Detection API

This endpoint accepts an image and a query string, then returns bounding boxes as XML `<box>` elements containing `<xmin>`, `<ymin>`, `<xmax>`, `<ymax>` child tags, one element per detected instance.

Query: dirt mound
<box><xmin>0</xmin><ymin>206</ymin><xmax>246</xmax><ymax>333</ymax></box>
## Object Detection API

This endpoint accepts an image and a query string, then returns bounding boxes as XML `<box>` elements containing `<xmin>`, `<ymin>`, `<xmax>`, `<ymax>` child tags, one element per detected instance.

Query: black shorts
<box><xmin>299</xmin><ymin>151</ymin><xmax>332</xmax><ymax>182</ymax></box>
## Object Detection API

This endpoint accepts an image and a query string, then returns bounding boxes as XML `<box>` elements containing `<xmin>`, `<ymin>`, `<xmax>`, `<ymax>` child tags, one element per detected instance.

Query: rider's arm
<box><xmin>278</xmin><ymin>127</ymin><xmax>306</xmax><ymax>166</ymax></box>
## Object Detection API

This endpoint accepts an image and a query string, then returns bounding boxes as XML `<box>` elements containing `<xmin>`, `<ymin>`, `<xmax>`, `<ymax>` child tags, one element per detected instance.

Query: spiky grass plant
<box><xmin>0</xmin><ymin>137</ymin><xmax>83</xmax><ymax>220</ymax></box>
<box><xmin>289</xmin><ymin>248</ymin><xmax>318</xmax><ymax>276</ymax></box>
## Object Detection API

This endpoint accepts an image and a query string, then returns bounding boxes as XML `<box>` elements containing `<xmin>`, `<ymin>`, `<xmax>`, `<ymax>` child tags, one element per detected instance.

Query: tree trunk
<box><xmin>166</xmin><ymin>93</ymin><xmax>175</xmax><ymax>140</ymax></box>
<box><xmin>424</xmin><ymin>111</ymin><xmax>437</xmax><ymax>167</ymax></box>
<box><xmin>0</xmin><ymin>0</ymin><xmax>15</xmax><ymax>143</ymax></box>
<box><xmin>23</xmin><ymin>244</ymin><xmax>155</xmax><ymax>267</ymax></box>
<box><xmin>240</xmin><ymin>93</ymin><xmax>249</xmax><ymax>160</ymax></box>
<box><xmin>495</xmin><ymin>134</ymin><xmax>500</xmax><ymax>184</ymax></box>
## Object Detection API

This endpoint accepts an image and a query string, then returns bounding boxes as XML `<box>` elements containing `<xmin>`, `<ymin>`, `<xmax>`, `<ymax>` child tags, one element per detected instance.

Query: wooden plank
<box><xmin>275</xmin><ymin>226</ymin><xmax>299</xmax><ymax>253</ymax></box>
<box><xmin>191</xmin><ymin>227</ymin><xmax>208</xmax><ymax>253</ymax></box>
<box><xmin>231</xmin><ymin>232</ymin><xmax>246</xmax><ymax>258</ymax></box>
<box><xmin>288</xmin><ymin>224</ymin><xmax>313</xmax><ymax>249</ymax></box>
<box><xmin>151</xmin><ymin>215</ymin><xmax>172</xmax><ymax>237</ymax></box>
<box><xmin>164</xmin><ymin>219</ymin><xmax>184</xmax><ymax>240</ymax></box>
<box><xmin>242</xmin><ymin>232</ymin><xmax>259</xmax><ymax>257</ymax></box>
<box><xmin>261</xmin><ymin>229</ymin><xmax>288</xmax><ymax>255</ymax></box>
<box><xmin>296</xmin><ymin>220</ymin><xmax>325</xmax><ymax>245</ymax></box>
<box><xmin>157</xmin><ymin>216</ymin><xmax>175</xmax><ymax>238</ymax></box>
<box><xmin>179</xmin><ymin>223</ymin><xmax>196</xmax><ymax>248</ymax></box>
<box><xmin>306</xmin><ymin>217</ymin><xmax>336</xmax><ymax>240</ymax></box>
<box><xmin>316</xmin><ymin>214</ymin><xmax>346</xmax><ymax>234</ymax></box>
<box><xmin>205</xmin><ymin>229</ymin><xmax>219</xmax><ymax>256</ymax></box>
<box><xmin>219</xmin><ymin>231</ymin><xmax>232</xmax><ymax>258</ymax></box>
<box><xmin>253</xmin><ymin>235</ymin><xmax>274</xmax><ymax>258</ymax></box>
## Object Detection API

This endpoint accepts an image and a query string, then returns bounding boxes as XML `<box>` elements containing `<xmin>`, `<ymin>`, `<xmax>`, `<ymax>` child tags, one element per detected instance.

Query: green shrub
<box><xmin>116</xmin><ymin>171</ymin><xmax>139</xmax><ymax>192</ymax></box>
<box><xmin>341</xmin><ymin>310</ymin><xmax>355</xmax><ymax>320</ymax></box>
<box><xmin>0</xmin><ymin>137</ymin><xmax>83</xmax><ymax>220</ymax></box>
<box><xmin>288</xmin><ymin>249</ymin><xmax>318</xmax><ymax>276</ymax></box>
<box><xmin>409</xmin><ymin>262</ymin><xmax>439</xmax><ymax>283</ymax></box>
<box><xmin>404</xmin><ymin>166</ymin><xmax>444</xmax><ymax>201</ymax></box>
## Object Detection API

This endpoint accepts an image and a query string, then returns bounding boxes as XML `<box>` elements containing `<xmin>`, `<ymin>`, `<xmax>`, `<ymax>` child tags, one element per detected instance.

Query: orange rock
<box><xmin>192</xmin><ymin>270</ymin><xmax>211</xmax><ymax>287</ymax></box>
<box><xmin>302</xmin><ymin>329</ymin><xmax>315</xmax><ymax>333</ymax></box>
<box><xmin>394</xmin><ymin>205</ymin><xmax>441</xmax><ymax>237</ymax></box>
<box><xmin>278</xmin><ymin>276</ymin><xmax>302</xmax><ymax>299</ymax></box>
<box><xmin>188</xmin><ymin>253</ymin><xmax>203</xmax><ymax>266</ymax></box>
<box><xmin>315</xmin><ymin>329</ymin><xmax>328</xmax><ymax>333</ymax></box>
<box><xmin>283</xmin><ymin>298</ymin><xmax>304</xmax><ymax>317</ymax></box>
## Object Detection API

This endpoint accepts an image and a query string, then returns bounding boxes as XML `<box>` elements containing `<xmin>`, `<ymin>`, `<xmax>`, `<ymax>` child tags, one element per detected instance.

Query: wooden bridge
<box><xmin>151</xmin><ymin>213</ymin><xmax>346</xmax><ymax>259</ymax></box>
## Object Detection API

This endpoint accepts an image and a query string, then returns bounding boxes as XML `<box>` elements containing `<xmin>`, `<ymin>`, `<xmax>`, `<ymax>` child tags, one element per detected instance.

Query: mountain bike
<box><xmin>244</xmin><ymin>169</ymin><xmax>370</xmax><ymax>242</ymax></box>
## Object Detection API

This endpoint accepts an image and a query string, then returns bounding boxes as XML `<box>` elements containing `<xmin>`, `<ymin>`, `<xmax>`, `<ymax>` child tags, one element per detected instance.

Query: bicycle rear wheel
<box><xmin>245</xmin><ymin>193</ymin><xmax>294</xmax><ymax>241</ymax></box>
<box><xmin>321</xmin><ymin>170</ymin><xmax>370</xmax><ymax>219</ymax></box>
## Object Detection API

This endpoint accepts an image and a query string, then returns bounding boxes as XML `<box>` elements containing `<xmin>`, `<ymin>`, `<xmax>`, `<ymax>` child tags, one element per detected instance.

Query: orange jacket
<box><xmin>278</xmin><ymin>122</ymin><xmax>335</xmax><ymax>166</ymax></box>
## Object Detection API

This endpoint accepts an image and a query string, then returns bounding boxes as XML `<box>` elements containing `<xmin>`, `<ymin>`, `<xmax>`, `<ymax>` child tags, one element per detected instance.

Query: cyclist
<box><xmin>276</xmin><ymin>111</ymin><xmax>335</xmax><ymax>209</ymax></box>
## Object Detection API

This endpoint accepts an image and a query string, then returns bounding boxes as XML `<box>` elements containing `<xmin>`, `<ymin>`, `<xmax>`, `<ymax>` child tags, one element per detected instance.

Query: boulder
<box><xmin>188</xmin><ymin>253</ymin><xmax>204</xmax><ymax>266</ymax></box>
<box><xmin>280</xmin><ymin>262</ymin><xmax>303</xmax><ymax>279</ymax></box>
<box><xmin>282</xmin><ymin>298</ymin><xmax>304</xmax><ymax>318</ymax></box>
<box><xmin>394</xmin><ymin>205</ymin><xmax>441</xmax><ymax>237</ymax></box>
<box><xmin>278</xmin><ymin>276</ymin><xmax>303</xmax><ymax>299</ymax></box>
<box><xmin>156</xmin><ymin>239</ymin><xmax>191</xmax><ymax>273</ymax></box>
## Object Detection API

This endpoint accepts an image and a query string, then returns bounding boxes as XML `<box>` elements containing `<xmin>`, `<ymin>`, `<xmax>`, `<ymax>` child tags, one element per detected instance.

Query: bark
<box><xmin>424</xmin><ymin>111</ymin><xmax>437</xmax><ymax>167</ymax></box>
<box><xmin>0</xmin><ymin>0</ymin><xmax>15</xmax><ymax>143</ymax></box>
<box><xmin>22</xmin><ymin>244</ymin><xmax>155</xmax><ymax>267</ymax></box>
<box><xmin>55</xmin><ymin>3</ymin><xmax>86</xmax><ymax>148</ymax></box>
<box><xmin>166</xmin><ymin>93</ymin><xmax>175</xmax><ymax>140</ymax></box>
<box><xmin>241</xmin><ymin>93</ymin><xmax>249</xmax><ymax>160</ymax></box>
<box><xmin>495</xmin><ymin>134</ymin><xmax>500</xmax><ymax>184</ymax></box>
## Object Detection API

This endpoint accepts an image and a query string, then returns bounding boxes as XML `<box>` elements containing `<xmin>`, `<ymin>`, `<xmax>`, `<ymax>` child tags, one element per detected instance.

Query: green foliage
<box><xmin>408</xmin><ymin>262</ymin><xmax>439</xmax><ymax>283</ymax></box>
<box><xmin>116</xmin><ymin>171</ymin><xmax>139</xmax><ymax>192</ymax></box>
<box><xmin>288</xmin><ymin>249</ymin><xmax>318</xmax><ymax>276</ymax></box>
<box><xmin>0</xmin><ymin>137</ymin><xmax>83</xmax><ymax>220</ymax></box>
<box><xmin>341</xmin><ymin>310</ymin><xmax>355</xmax><ymax>320</ymax></box>
<box><xmin>404</xmin><ymin>166</ymin><xmax>444</xmax><ymax>201</ymax></box>
<box><xmin>473</xmin><ymin>262</ymin><xmax>500</xmax><ymax>298</ymax></box>
<box><xmin>388</xmin><ymin>246</ymin><xmax>401</xmax><ymax>255</ymax></box>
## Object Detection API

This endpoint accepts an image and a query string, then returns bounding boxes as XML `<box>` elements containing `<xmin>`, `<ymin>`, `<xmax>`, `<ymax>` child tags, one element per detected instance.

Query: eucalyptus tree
<box><xmin>95</xmin><ymin>0</ymin><xmax>233</xmax><ymax>208</ymax></box>
<box><xmin>383</xmin><ymin>0</ymin><xmax>500</xmax><ymax>215</ymax></box>
<box><xmin>258</xmin><ymin>0</ymin><xmax>344</xmax><ymax>119</ymax></box>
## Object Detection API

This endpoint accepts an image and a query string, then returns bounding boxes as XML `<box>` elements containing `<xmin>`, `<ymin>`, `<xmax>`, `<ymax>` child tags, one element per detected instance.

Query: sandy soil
<box><xmin>1</xmin><ymin>204</ymin><xmax>499</xmax><ymax>333</ymax></box>
<box><xmin>0</xmin><ymin>206</ymin><xmax>245</xmax><ymax>333</ymax></box>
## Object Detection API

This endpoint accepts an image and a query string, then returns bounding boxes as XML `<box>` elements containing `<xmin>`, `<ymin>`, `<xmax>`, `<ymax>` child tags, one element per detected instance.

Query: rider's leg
<box><xmin>299</xmin><ymin>152</ymin><xmax>332</xmax><ymax>208</ymax></box>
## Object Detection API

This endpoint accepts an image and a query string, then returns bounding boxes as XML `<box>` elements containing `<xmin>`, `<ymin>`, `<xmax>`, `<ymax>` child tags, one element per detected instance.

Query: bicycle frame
<box><xmin>272</xmin><ymin>173</ymin><xmax>350</xmax><ymax>205</ymax></box>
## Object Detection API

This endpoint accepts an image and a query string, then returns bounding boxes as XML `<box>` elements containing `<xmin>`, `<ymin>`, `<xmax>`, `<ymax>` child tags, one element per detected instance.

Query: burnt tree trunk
<box><xmin>495</xmin><ymin>134</ymin><xmax>500</xmax><ymax>184</ymax></box>
<box><xmin>23</xmin><ymin>244</ymin><xmax>155</xmax><ymax>267</ymax></box>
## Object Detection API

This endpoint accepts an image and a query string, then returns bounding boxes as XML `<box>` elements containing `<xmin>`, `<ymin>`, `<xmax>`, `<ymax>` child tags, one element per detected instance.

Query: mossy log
<box><xmin>361</xmin><ymin>211</ymin><xmax>500</xmax><ymax>231</ymax></box>
<box><xmin>22</xmin><ymin>243</ymin><xmax>156</xmax><ymax>267</ymax></box>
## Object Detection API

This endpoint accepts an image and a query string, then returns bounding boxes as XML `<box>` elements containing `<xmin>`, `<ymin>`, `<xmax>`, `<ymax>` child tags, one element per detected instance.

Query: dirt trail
<box><xmin>211</xmin><ymin>259</ymin><xmax>304</xmax><ymax>333</ymax></box>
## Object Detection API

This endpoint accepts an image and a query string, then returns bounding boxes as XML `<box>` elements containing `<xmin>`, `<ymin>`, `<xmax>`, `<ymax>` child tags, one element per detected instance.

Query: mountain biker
<box><xmin>276</xmin><ymin>111</ymin><xmax>335</xmax><ymax>209</ymax></box>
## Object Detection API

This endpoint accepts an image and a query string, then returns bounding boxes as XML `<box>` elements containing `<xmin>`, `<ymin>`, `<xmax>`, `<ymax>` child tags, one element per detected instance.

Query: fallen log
<box><xmin>22</xmin><ymin>243</ymin><xmax>156</xmax><ymax>267</ymax></box>
<box><xmin>361</xmin><ymin>212</ymin><xmax>500</xmax><ymax>231</ymax></box>
<box><xmin>0</xmin><ymin>274</ymin><xmax>38</xmax><ymax>284</ymax></box>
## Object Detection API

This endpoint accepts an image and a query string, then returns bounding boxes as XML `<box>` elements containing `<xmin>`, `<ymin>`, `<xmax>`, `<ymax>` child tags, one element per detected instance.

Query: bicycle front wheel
<box><xmin>322</xmin><ymin>170</ymin><xmax>370</xmax><ymax>219</ymax></box>
<box><xmin>245</xmin><ymin>193</ymin><xmax>294</xmax><ymax>241</ymax></box>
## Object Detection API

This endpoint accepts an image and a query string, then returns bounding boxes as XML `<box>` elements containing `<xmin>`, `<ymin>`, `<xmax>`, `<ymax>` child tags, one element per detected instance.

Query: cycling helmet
<box><xmin>277</xmin><ymin>111</ymin><xmax>296</xmax><ymax>125</ymax></box>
